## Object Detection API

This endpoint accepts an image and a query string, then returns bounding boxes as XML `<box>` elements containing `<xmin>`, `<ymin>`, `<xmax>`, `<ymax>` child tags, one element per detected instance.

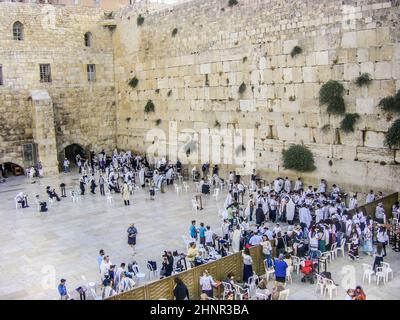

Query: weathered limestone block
<box><xmin>364</xmin><ymin>131</ymin><xmax>386</xmax><ymax>148</ymax></box>
<box><xmin>356</xmin><ymin>147</ymin><xmax>394</xmax><ymax>163</ymax></box>
<box><xmin>341</xmin><ymin>31</ymin><xmax>357</xmax><ymax>48</ymax></box>
<box><xmin>375</xmin><ymin>61</ymin><xmax>392</xmax><ymax>80</ymax></box>
<box><xmin>344</xmin><ymin>63</ymin><xmax>360</xmax><ymax>80</ymax></box>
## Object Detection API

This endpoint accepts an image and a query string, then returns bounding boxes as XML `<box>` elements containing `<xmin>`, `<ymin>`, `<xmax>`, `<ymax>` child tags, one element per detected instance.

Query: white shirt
<box><xmin>200</xmin><ymin>275</ymin><xmax>216</xmax><ymax>291</ymax></box>
<box><xmin>205</xmin><ymin>230</ymin><xmax>213</xmax><ymax>243</ymax></box>
<box><xmin>366</xmin><ymin>193</ymin><xmax>375</xmax><ymax>204</ymax></box>
<box><xmin>249</xmin><ymin>234</ymin><xmax>263</xmax><ymax>246</ymax></box>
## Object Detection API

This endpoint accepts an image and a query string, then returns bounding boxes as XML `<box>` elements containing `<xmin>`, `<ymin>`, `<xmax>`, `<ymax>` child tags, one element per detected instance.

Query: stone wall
<box><xmin>0</xmin><ymin>2</ymin><xmax>117</xmax><ymax>168</ymax></box>
<box><xmin>112</xmin><ymin>0</ymin><xmax>400</xmax><ymax>193</ymax></box>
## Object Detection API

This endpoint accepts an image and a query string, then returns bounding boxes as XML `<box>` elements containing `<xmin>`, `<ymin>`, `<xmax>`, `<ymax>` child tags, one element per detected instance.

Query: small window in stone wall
<box><xmin>87</xmin><ymin>64</ymin><xmax>96</xmax><ymax>82</ymax></box>
<box><xmin>84</xmin><ymin>32</ymin><xmax>93</xmax><ymax>47</ymax></box>
<box><xmin>39</xmin><ymin>64</ymin><xmax>52</xmax><ymax>83</ymax></box>
<box><xmin>0</xmin><ymin>65</ymin><xmax>3</xmax><ymax>85</ymax></box>
<box><xmin>13</xmin><ymin>21</ymin><xmax>24</xmax><ymax>41</ymax></box>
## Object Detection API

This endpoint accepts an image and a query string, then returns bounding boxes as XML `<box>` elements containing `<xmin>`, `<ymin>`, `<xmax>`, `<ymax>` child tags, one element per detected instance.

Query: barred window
<box><xmin>39</xmin><ymin>64</ymin><xmax>51</xmax><ymax>83</ymax></box>
<box><xmin>87</xmin><ymin>64</ymin><xmax>96</xmax><ymax>82</ymax></box>
<box><xmin>0</xmin><ymin>65</ymin><xmax>3</xmax><ymax>86</ymax></box>
<box><xmin>13</xmin><ymin>21</ymin><xmax>24</xmax><ymax>41</ymax></box>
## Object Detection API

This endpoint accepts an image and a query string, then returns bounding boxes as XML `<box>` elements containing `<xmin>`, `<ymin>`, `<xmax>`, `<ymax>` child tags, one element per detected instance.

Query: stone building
<box><xmin>0</xmin><ymin>0</ymin><xmax>399</xmax><ymax>192</ymax></box>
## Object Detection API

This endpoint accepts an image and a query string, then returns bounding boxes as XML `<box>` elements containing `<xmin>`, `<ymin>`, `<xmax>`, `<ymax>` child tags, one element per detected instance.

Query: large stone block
<box><xmin>364</xmin><ymin>131</ymin><xmax>386</xmax><ymax>148</ymax></box>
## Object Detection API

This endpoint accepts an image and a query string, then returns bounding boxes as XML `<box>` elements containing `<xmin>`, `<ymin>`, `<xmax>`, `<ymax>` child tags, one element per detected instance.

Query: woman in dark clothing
<box><xmin>127</xmin><ymin>223</ymin><xmax>138</xmax><ymax>255</ymax></box>
<box><xmin>173</xmin><ymin>277</ymin><xmax>189</xmax><ymax>300</ymax></box>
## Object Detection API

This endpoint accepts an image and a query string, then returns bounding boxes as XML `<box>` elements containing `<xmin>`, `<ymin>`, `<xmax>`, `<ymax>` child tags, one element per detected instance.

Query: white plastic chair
<box><xmin>213</xmin><ymin>188</ymin><xmax>220</xmax><ymax>200</ymax></box>
<box><xmin>315</xmin><ymin>274</ymin><xmax>326</xmax><ymax>295</ymax></box>
<box><xmin>106</xmin><ymin>191</ymin><xmax>113</xmax><ymax>204</ymax></box>
<box><xmin>324</xmin><ymin>279</ymin><xmax>337</xmax><ymax>299</ymax></box>
<box><xmin>90</xmin><ymin>287</ymin><xmax>102</xmax><ymax>300</ymax></box>
<box><xmin>15</xmin><ymin>200</ymin><xmax>22</xmax><ymax>209</ymax></box>
<box><xmin>330</xmin><ymin>243</ymin><xmax>337</xmax><ymax>261</ymax></box>
<box><xmin>221</xmin><ymin>281</ymin><xmax>233</xmax><ymax>300</ymax></box>
<box><xmin>278</xmin><ymin>289</ymin><xmax>290</xmax><ymax>300</ymax></box>
<box><xmin>286</xmin><ymin>268</ymin><xmax>292</xmax><ymax>284</ymax></box>
<box><xmin>291</xmin><ymin>256</ymin><xmax>301</xmax><ymax>274</ymax></box>
<box><xmin>382</xmin><ymin>262</ymin><xmax>393</xmax><ymax>282</ymax></box>
<box><xmin>263</xmin><ymin>260</ymin><xmax>275</xmax><ymax>281</ymax></box>
<box><xmin>147</xmin><ymin>262</ymin><xmax>158</xmax><ymax>281</ymax></box>
<box><xmin>48</xmin><ymin>197</ymin><xmax>54</xmax><ymax>207</ymax></box>
<box><xmin>233</xmin><ymin>284</ymin><xmax>249</xmax><ymax>300</ymax></box>
<box><xmin>195</xmin><ymin>182</ymin><xmax>201</xmax><ymax>192</ymax></box>
<box><xmin>174</xmin><ymin>184</ymin><xmax>182</xmax><ymax>194</ymax></box>
<box><xmin>376</xmin><ymin>267</ymin><xmax>386</xmax><ymax>286</ymax></box>
<box><xmin>132</xmin><ymin>264</ymin><xmax>146</xmax><ymax>285</ymax></box>
<box><xmin>362</xmin><ymin>264</ymin><xmax>374</xmax><ymax>284</ymax></box>
<box><xmin>183</xmin><ymin>182</ymin><xmax>189</xmax><ymax>192</ymax></box>
<box><xmin>191</xmin><ymin>199</ymin><xmax>199</xmax><ymax>213</ymax></box>
<box><xmin>335</xmin><ymin>238</ymin><xmax>346</xmax><ymax>257</ymax></box>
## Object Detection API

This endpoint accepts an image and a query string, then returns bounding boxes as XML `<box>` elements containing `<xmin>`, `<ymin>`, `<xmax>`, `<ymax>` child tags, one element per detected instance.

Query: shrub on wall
<box><xmin>155</xmin><ymin>119</ymin><xmax>162</xmax><ymax>126</ymax></box>
<box><xmin>290</xmin><ymin>46</ymin><xmax>302</xmax><ymax>58</ymax></box>
<box><xmin>144</xmin><ymin>100</ymin><xmax>155</xmax><ymax>113</ymax></box>
<box><xmin>385</xmin><ymin>119</ymin><xmax>400</xmax><ymax>149</ymax></box>
<box><xmin>340</xmin><ymin>113</ymin><xmax>360</xmax><ymax>133</ymax></box>
<box><xmin>137</xmin><ymin>14</ymin><xmax>145</xmax><ymax>26</ymax></box>
<box><xmin>319</xmin><ymin>80</ymin><xmax>346</xmax><ymax>115</ymax></box>
<box><xmin>355</xmin><ymin>73</ymin><xmax>372</xmax><ymax>87</ymax></box>
<box><xmin>282</xmin><ymin>144</ymin><xmax>316</xmax><ymax>172</ymax></box>
<box><xmin>172</xmin><ymin>28</ymin><xmax>178</xmax><ymax>37</ymax></box>
<box><xmin>128</xmin><ymin>76</ymin><xmax>138</xmax><ymax>88</ymax></box>
<box><xmin>228</xmin><ymin>0</ymin><xmax>238</xmax><ymax>6</ymax></box>
<box><xmin>378</xmin><ymin>90</ymin><xmax>400</xmax><ymax>113</ymax></box>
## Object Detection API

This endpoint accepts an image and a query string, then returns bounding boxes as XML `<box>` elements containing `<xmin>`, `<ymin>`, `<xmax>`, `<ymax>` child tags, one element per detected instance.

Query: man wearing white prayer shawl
<box><xmin>286</xmin><ymin>198</ymin><xmax>295</xmax><ymax>225</ymax></box>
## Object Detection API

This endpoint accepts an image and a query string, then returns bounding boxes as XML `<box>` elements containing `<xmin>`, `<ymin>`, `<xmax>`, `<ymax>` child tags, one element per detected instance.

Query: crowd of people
<box><xmin>10</xmin><ymin>149</ymin><xmax>396</xmax><ymax>301</ymax></box>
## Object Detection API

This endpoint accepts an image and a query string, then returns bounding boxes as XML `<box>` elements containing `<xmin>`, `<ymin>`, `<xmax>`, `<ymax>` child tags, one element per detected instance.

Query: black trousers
<box><xmin>100</xmin><ymin>185</ymin><xmax>105</xmax><ymax>196</ymax></box>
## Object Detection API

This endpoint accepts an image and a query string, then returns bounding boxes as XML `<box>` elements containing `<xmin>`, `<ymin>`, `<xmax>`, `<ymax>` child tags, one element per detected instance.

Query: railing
<box><xmin>108</xmin><ymin>192</ymin><xmax>398</xmax><ymax>300</ymax></box>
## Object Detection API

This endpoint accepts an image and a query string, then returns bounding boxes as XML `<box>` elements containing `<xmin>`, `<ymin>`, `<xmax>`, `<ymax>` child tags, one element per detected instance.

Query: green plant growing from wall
<box><xmin>144</xmin><ymin>100</ymin><xmax>155</xmax><ymax>113</ymax></box>
<box><xmin>167</xmin><ymin>90</ymin><xmax>172</xmax><ymax>97</ymax></box>
<box><xmin>378</xmin><ymin>90</ymin><xmax>400</xmax><ymax>113</ymax></box>
<box><xmin>282</xmin><ymin>144</ymin><xmax>316</xmax><ymax>172</ymax></box>
<box><xmin>155</xmin><ymin>119</ymin><xmax>162</xmax><ymax>126</ymax></box>
<box><xmin>319</xmin><ymin>80</ymin><xmax>346</xmax><ymax>115</ymax></box>
<box><xmin>290</xmin><ymin>46</ymin><xmax>302</xmax><ymax>58</ymax></box>
<box><xmin>238</xmin><ymin>82</ymin><xmax>246</xmax><ymax>94</ymax></box>
<box><xmin>340</xmin><ymin>113</ymin><xmax>360</xmax><ymax>133</ymax></box>
<box><xmin>385</xmin><ymin>119</ymin><xmax>400</xmax><ymax>149</ymax></box>
<box><xmin>289</xmin><ymin>95</ymin><xmax>296</xmax><ymax>102</ymax></box>
<box><xmin>242</xmin><ymin>56</ymin><xmax>248</xmax><ymax>63</ymax></box>
<box><xmin>172</xmin><ymin>28</ymin><xmax>178</xmax><ymax>37</ymax></box>
<box><xmin>355</xmin><ymin>73</ymin><xmax>372</xmax><ymax>87</ymax></box>
<box><xmin>214</xmin><ymin>120</ymin><xmax>221</xmax><ymax>128</ymax></box>
<box><xmin>128</xmin><ymin>76</ymin><xmax>139</xmax><ymax>88</ymax></box>
<box><xmin>228</xmin><ymin>0</ymin><xmax>238</xmax><ymax>6</ymax></box>
<box><xmin>321</xmin><ymin>124</ymin><xmax>331</xmax><ymax>133</ymax></box>
<box><xmin>137</xmin><ymin>14</ymin><xmax>145</xmax><ymax>26</ymax></box>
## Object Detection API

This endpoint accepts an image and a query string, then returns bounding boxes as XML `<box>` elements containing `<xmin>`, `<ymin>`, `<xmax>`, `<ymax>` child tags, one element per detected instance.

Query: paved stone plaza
<box><xmin>0</xmin><ymin>171</ymin><xmax>399</xmax><ymax>300</ymax></box>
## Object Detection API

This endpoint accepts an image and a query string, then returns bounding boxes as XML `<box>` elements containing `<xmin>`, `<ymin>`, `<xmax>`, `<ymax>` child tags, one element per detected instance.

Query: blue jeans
<box><xmin>310</xmin><ymin>249</ymin><xmax>320</xmax><ymax>259</ymax></box>
<box><xmin>264</xmin><ymin>255</ymin><xmax>272</xmax><ymax>268</ymax></box>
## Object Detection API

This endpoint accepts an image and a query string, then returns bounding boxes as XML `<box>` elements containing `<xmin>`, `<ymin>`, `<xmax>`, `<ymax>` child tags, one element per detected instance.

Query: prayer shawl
<box><xmin>232</xmin><ymin>229</ymin><xmax>241</xmax><ymax>253</ymax></box>
<box><xmin>139</xmin><ymin>168</ymin><xmax>145</xmax><ymax>186</ymax></box>
<box><xmin>286</xmin><ymin>198</ymin><xmax>295</xmax><ymax>221</ymax></box>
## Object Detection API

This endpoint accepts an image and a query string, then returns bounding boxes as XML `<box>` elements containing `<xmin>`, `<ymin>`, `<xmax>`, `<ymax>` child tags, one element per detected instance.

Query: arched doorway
<box><xmin>63</xmin><ymin>144</ymin><xmax>86</xmax><ymax>166</ymax></box>
<box><xmin>1</xmin><ymin>162</ymin><xmax>24</xmax><ymax>177</ymax></box>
